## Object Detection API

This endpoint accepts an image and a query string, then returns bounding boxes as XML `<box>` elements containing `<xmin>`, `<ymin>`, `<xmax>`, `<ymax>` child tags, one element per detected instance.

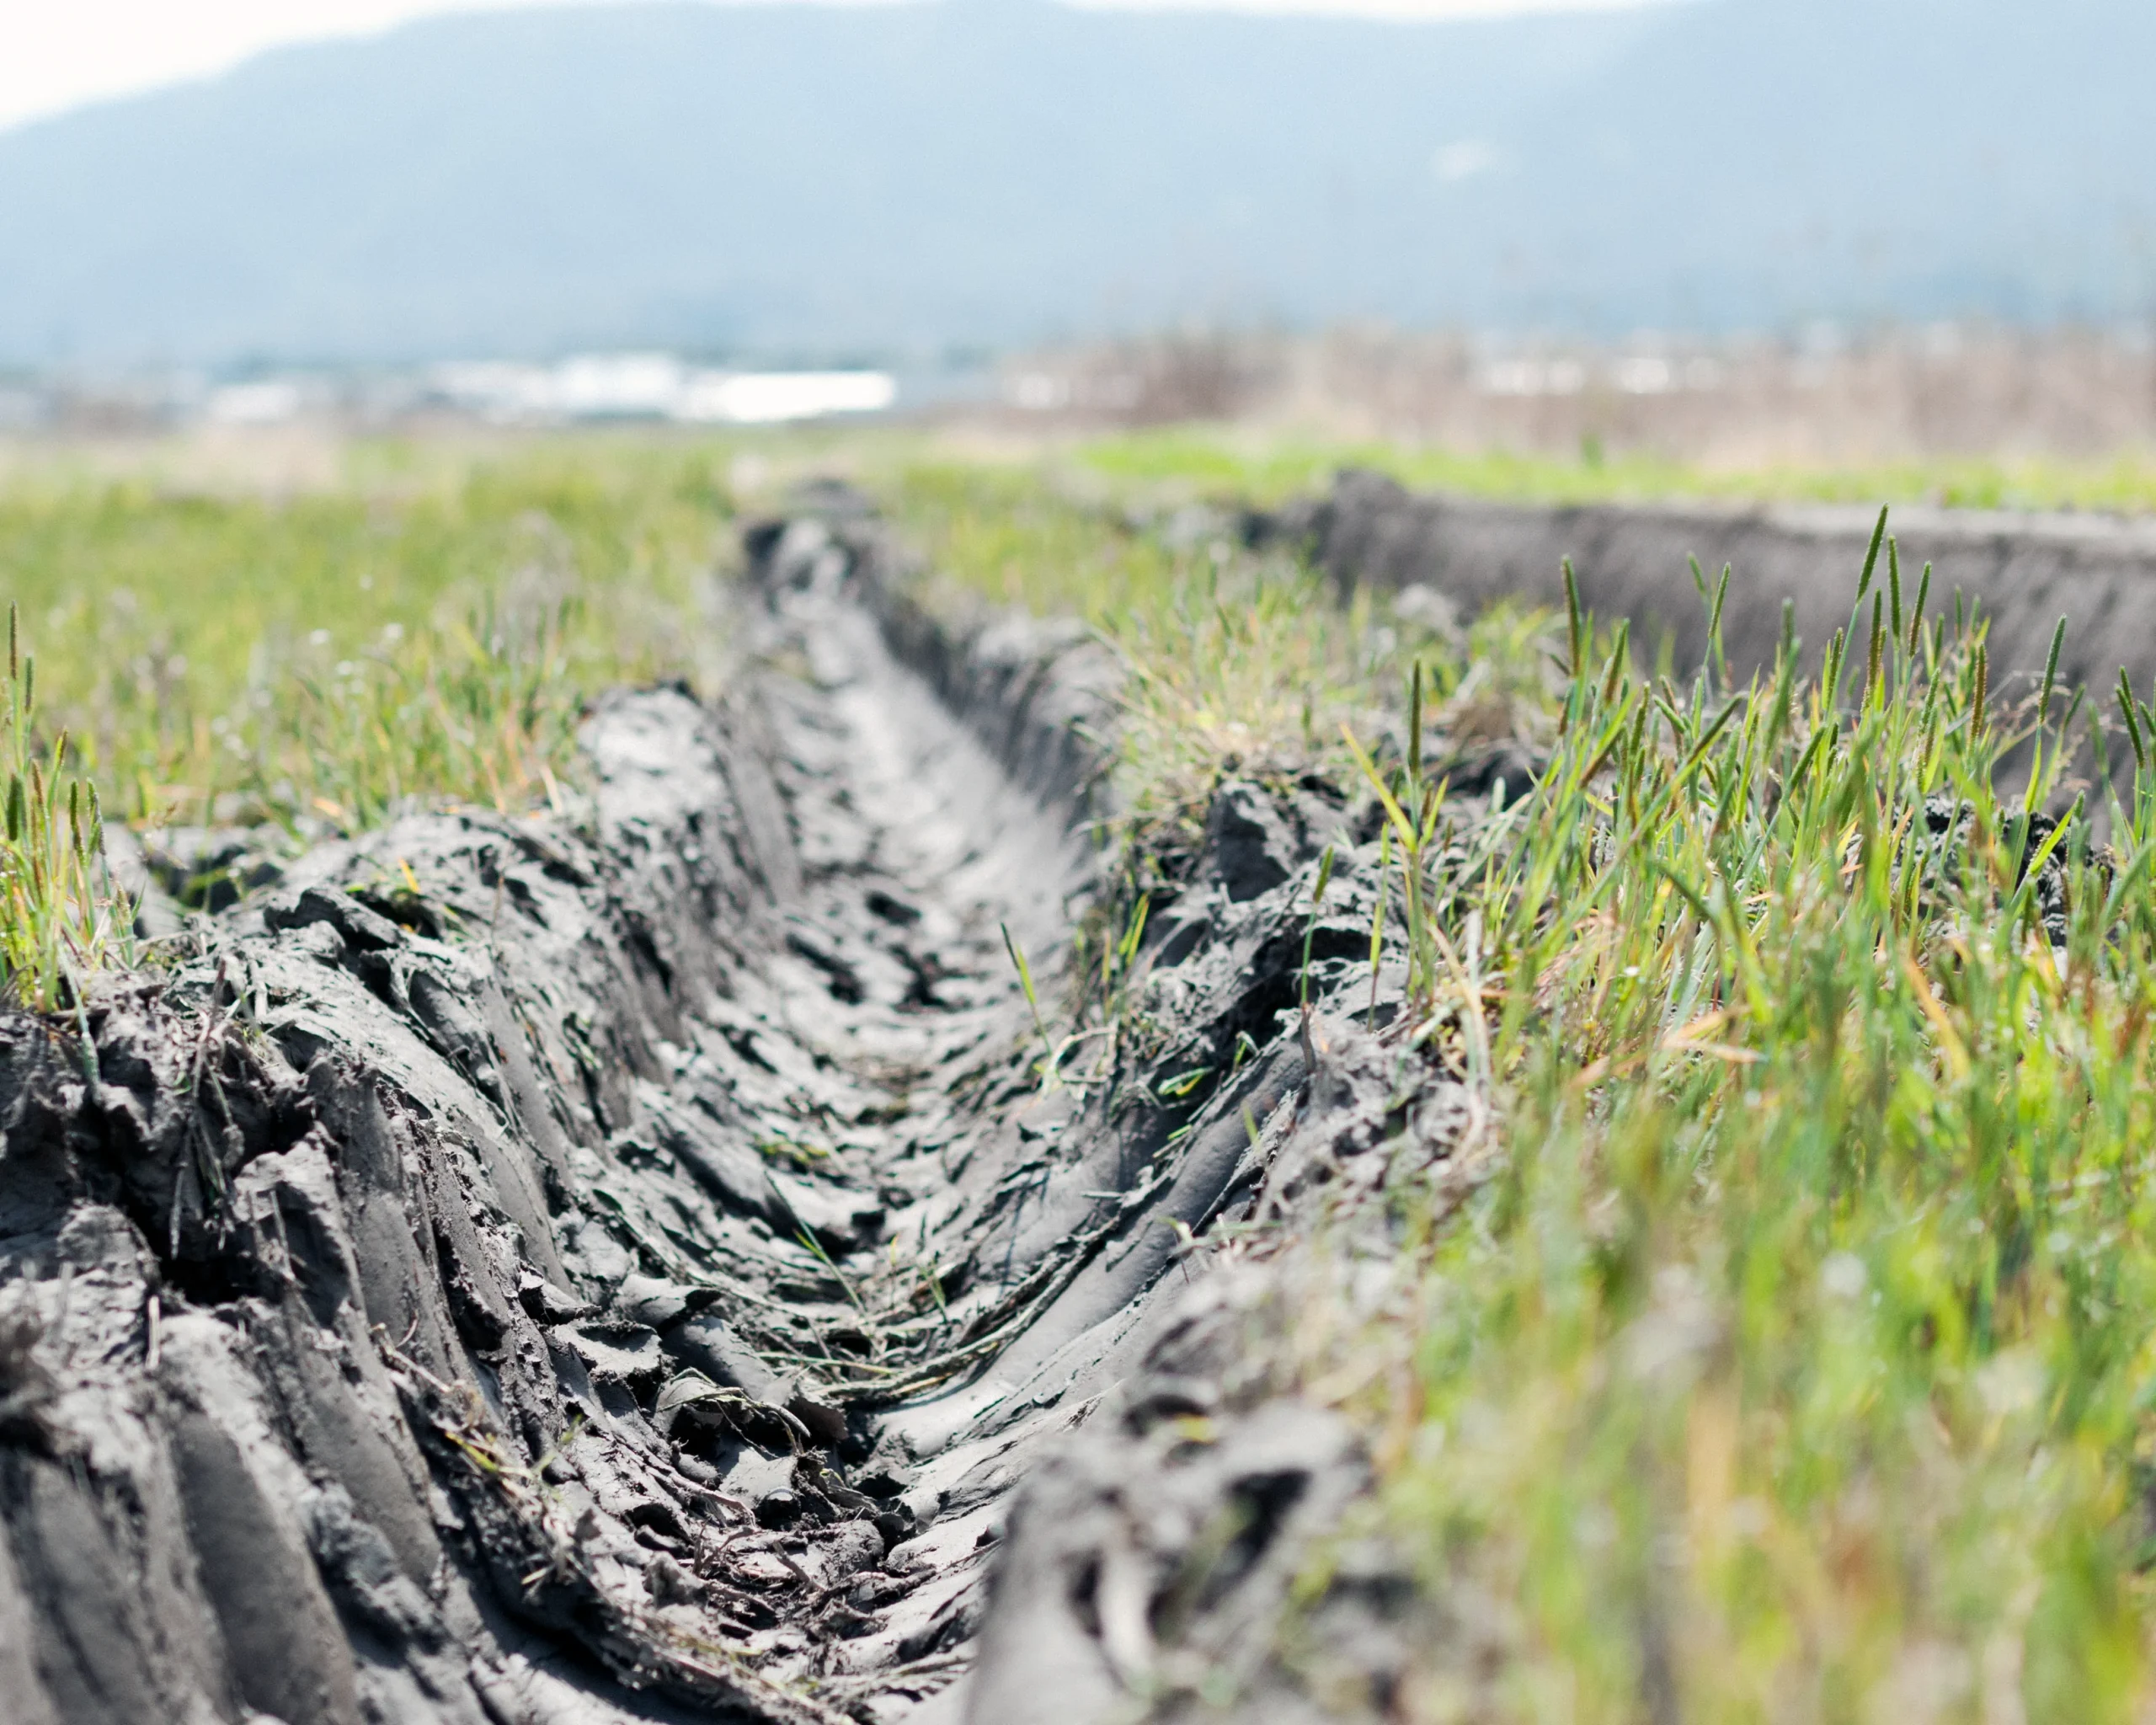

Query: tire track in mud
<box><xmin>0</xmin><ymin>502</ymin><xmax>1478</xmax><ymax>1725</ymax></box>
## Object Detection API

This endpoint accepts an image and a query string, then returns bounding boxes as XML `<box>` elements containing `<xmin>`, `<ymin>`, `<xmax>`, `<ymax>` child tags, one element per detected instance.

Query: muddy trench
<box><xmin>0</xmin><ymin>505</ymin><xmax>1479</xmax><ymax>1724</ymax></box>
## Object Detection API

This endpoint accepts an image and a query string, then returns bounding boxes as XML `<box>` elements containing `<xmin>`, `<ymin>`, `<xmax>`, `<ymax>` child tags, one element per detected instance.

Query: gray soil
<box><xmin>1263</xmin><ymin>467</ymin><xmax>2156</xmax><ymax>708</ymax></box>
<box><xmin>0</xmin><ymin>501</ymin><xmax>1455</xmax><ymax>1724</ymax></box>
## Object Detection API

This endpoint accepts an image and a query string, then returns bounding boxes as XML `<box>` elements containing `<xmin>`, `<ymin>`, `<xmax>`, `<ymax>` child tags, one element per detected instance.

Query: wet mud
<box><xmin>0</xmin><ymin>504</ymin><xmax>1473</xmax><ymax>1722</ymax></box>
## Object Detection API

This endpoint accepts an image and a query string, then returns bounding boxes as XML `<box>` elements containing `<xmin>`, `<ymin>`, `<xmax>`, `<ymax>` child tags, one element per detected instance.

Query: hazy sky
<box><xmin>0</xmin><ymin>0</ymin><xmax>1660</xmax><ymax>133</ymax></box>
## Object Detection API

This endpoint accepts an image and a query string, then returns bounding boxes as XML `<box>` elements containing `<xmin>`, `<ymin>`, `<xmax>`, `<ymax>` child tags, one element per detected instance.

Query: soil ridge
<box><xmin>1259</xmin><ymin>467</ymin><xmax>2156</xmax><ymax>708</ymax></box>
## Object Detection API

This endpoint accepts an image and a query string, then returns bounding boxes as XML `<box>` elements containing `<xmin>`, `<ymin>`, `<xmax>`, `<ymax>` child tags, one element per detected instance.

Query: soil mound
<box><xmin>1259</xmin><ymin>468</ymin><xmax>2156</xmax><ymax>704</ymax></box>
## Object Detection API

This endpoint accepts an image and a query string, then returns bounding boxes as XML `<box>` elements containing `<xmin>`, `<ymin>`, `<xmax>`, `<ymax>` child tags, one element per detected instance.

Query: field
<box><xmin>897</xmin><ymin>437</ymin><xmax>2156</xmax><ymax>1716</ymax></box>
<box><xmin>9</xmin><ymin>424</ymin><xmax>2156</xmax><ymax>1717</ymax></box>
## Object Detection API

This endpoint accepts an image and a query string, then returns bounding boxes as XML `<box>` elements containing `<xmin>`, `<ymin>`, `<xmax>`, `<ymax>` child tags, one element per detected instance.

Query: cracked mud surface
<box><xmin>0</xmin><ymin>509</ymin><xmax>1486</xmax><ymax>1723</ymax></box>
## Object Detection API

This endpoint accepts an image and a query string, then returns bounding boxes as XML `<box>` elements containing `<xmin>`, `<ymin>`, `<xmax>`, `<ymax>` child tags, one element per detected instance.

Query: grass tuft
<box><xmin>0</xmin><ymin>605</ymin><xmax>132</xmax><ymax>1008</ymax></box>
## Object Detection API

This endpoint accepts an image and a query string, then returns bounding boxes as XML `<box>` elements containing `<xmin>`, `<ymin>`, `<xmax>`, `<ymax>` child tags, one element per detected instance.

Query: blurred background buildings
<box><xmin>0</xmin><ymin>0</ymin><xmax>2147</xmax><ymax>462</ymax></box>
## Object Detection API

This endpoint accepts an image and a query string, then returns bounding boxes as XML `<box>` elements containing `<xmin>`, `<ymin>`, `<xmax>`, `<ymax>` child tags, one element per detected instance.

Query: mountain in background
<box><xmin>0</xmin><ymin>0</ymin><xmax>2147</xmax><ymax>368</ymax></box>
